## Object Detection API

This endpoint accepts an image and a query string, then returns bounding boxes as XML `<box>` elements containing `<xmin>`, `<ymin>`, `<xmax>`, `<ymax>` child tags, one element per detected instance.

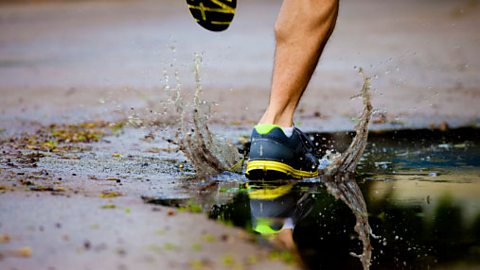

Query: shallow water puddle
<box><xmin>155</xmin><ymin>69</ymin><xmax>373</xmax><ymax>269</ymax></box>
<box><xmin>154</xmin><ymin>58</ymin><xmax>479</xmax><ymax>268</ymax></box>
<box><xmin>144</xmin><ymin>127</ymin><xmax>480</xmax><ymax>269</ymax></box>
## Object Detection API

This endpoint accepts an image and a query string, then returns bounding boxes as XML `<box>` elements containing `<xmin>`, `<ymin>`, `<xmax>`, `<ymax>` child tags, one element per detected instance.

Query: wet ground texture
<box><xmin>0</xmin><ymin>123</ymin><xmax>302</xmax><ymax>270</ymax></box>
<box><xmin>2</xmin><ymin>122</ymin><xmax>479</xmax><ymax>269</ymax></box>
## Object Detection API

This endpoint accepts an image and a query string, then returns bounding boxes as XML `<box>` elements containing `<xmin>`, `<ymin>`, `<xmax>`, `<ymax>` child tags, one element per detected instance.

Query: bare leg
<box><xmin>259</xmin><ymin>0</ymin><xmax>339</xmax><ymax>127</ymax></box>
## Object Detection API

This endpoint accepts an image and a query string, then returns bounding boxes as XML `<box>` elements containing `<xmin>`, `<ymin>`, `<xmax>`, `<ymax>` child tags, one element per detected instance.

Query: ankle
<box><xmin>258</xmin><ymin>110</ymin><xmax>294</xmax><ymax>128</ymax></box>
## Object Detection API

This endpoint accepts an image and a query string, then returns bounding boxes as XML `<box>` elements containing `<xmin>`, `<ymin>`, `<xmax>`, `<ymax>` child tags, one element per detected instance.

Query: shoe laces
<box><xmin>294</xmin><ymin>128</ymin><xmax>315</xmax><ymax>153</ymax></box>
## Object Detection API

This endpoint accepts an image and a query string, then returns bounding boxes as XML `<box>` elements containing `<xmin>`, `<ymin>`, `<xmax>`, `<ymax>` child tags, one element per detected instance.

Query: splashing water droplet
<box><xmin>321</xmin><ymin>68</ymin><xmax>374</xmax><ymax>270</ymax></box>
<box><xmin>174</xmin><ymin>53</ymin><xmax>243</xmax><ymax>177</ymax></box>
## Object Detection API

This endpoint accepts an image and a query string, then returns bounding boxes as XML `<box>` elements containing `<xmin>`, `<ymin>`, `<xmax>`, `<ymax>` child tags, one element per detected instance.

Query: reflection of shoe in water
<box><xmin>186</xmin><ymin>0</ymin><xmax>236</xmax><ymax>32</ymax></box>
<box><xmin>246</xmin><ymin>181</ymin><xmax>314</xmax><ymax>241</ymax></box>
<box><xmin>245</xmin><ymin>124</ymin><xmax>319</xmax><ymax>180</ymax></box>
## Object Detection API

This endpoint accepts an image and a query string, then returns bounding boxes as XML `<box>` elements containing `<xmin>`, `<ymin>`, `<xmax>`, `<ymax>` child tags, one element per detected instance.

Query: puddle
<box><xmin>148</xmin><ymin>67</ymin><xmax>374</xmax><ymax>269</ymax></box>
<box><xmin>143</xmin><ymin>127</ymin><xmax>480</xmax><ymax>269</ymax></box>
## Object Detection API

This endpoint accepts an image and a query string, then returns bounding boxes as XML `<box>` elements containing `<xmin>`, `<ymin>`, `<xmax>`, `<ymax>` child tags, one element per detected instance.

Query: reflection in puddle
<box><xmin>164</xmin><ymin>57</ymin><xmax>374</xmax><ymax>267</ymax></box>
<box><xmin>210</xmin><ymin>180</ymin><xmax>369</xmax><ymax>269</ymax></box>
<box><xmin>144</xmin><ymin>128</ymin><xmax>480</xmax><ymax>269</ymax></box>
<box><xmin>153</xmin><ymin>53</ymin><xmax>480</xmax><ymax>269</ymax></box>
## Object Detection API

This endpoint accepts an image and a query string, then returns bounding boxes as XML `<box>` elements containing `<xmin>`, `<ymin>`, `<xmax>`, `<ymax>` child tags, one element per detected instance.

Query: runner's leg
<box><xmin>259</xmin><ymin>0</ymin><xmax>339</xmax><ymax>127</ymax></box>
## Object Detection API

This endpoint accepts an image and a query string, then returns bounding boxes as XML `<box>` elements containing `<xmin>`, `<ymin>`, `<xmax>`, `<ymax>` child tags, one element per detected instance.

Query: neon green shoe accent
<box><xmin>254</xmin><ymin>124</ymin><xmax>282</xmax><ymax>135</ymax></box>
<box><xmin>246</xmin><ymin>160</ymin><xmax>319</xmax><ymax>179</ymax></box>
<box><xmin>254</xmin><ymin>218</ymin><xmax>282</xmax><ymax>235</ymax></box>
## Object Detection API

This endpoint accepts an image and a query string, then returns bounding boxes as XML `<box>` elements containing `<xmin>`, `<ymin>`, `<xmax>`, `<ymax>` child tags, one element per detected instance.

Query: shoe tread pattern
<box><xmin>186</xmin><ymin>0</ymin><xmax>236</xmax><ymax>31</ymax></box>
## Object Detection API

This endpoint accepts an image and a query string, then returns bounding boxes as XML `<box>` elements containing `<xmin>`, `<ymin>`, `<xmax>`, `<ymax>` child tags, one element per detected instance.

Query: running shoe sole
<box><xmin>246</xmin><ymin>160</ymin><xmax>319</xmax><ymax>180</ymax></box>
<box><xmin>186</xmin><ymin>0</ymin><xmax>236</xmax><ymax>32</ymax></box>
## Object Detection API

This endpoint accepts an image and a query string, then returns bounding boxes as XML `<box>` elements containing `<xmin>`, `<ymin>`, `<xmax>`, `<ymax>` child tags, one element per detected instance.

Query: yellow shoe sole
<box><xmin>246</xmin><ymin>160</ymin><xmax>318</xmax><ymax>180</ymax></box>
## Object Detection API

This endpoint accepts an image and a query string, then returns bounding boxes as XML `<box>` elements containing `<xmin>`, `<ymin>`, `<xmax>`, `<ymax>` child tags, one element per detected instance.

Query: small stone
<box><xmin>167</xmin><ymin>209</ymin><xmax>175</xmax><ymax>216</ymax></box>
<box><xmin>0</xmin><ymin>234</ymin><xmax>11</xmax><ymax>243</ymax></box>
<box><xmin>13</xmin><ymin>247</ymin><xmax>32</xmax><ymax>257</ymax></box>
<box><xmin>220</xmin><ymin>234</ymin><xmax>230</xmax><ymax>242</ymax></box>
<box><xmin>84</xmin><ymin>240</ymin><xmax>91</xmax><ymax>250</ymax></box>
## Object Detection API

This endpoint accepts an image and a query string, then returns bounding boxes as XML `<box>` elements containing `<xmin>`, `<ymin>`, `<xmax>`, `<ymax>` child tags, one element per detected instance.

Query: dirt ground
<box><xmin>0</xmin><ymin>0</ymin><xmax>479</xmax><ymax>269</ymax></box>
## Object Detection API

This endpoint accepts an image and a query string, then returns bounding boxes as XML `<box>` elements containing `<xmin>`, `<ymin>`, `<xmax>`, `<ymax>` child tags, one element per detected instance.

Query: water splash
<box><xmin>323</xmin><ymin>69</ymin><xmax>372</xmax><ymax>175</ymax></box>
<box><xmin>322</xmin><ymin>69</ymin><xmax>374</xmax><ymax>270</ymax></box>
<box><xmin>171</xmin><ymin>56</ymin><xmax>374</xmax><ymax>267</ymax></box>
<box><xmin>175</xmin><ymin>53</ymin><xmax>243</xmax><ymax>177</ymax></box>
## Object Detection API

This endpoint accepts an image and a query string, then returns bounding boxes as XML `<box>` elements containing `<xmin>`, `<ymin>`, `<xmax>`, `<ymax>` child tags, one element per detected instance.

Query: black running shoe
<box><xmin>245</xmin><ymin>124</ymin><xmax>319</xmax><ymax>180</ymax></box>
<box><xmin>186</xmin><ymin>0</ymin><xmax>236</xmax><ymax>32</ymax></box>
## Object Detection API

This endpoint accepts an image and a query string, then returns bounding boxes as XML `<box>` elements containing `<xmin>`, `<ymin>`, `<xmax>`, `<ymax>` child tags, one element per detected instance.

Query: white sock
<box><xmin>282</xmin><ymin>126</ymin><xmax>294</xmax><ymax>137</ymax></box>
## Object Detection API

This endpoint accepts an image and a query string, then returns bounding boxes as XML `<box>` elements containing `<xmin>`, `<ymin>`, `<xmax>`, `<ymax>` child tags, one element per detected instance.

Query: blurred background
<box><xmin>0</xmin><ymin>0</ymin><xmax>479</xmax><ymax>130</ymax></box>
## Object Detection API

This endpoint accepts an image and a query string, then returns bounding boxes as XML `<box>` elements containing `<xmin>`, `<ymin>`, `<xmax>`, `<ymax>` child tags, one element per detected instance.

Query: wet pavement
<box><xmin>2</xmin><ymin>120</ymin><xmax>479</xmax><ymax>269</ymax></box>
<box><xmin>0</xmin><ymin>124</ymin><xmax>301</xmax><ymax>270</ymax></box>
